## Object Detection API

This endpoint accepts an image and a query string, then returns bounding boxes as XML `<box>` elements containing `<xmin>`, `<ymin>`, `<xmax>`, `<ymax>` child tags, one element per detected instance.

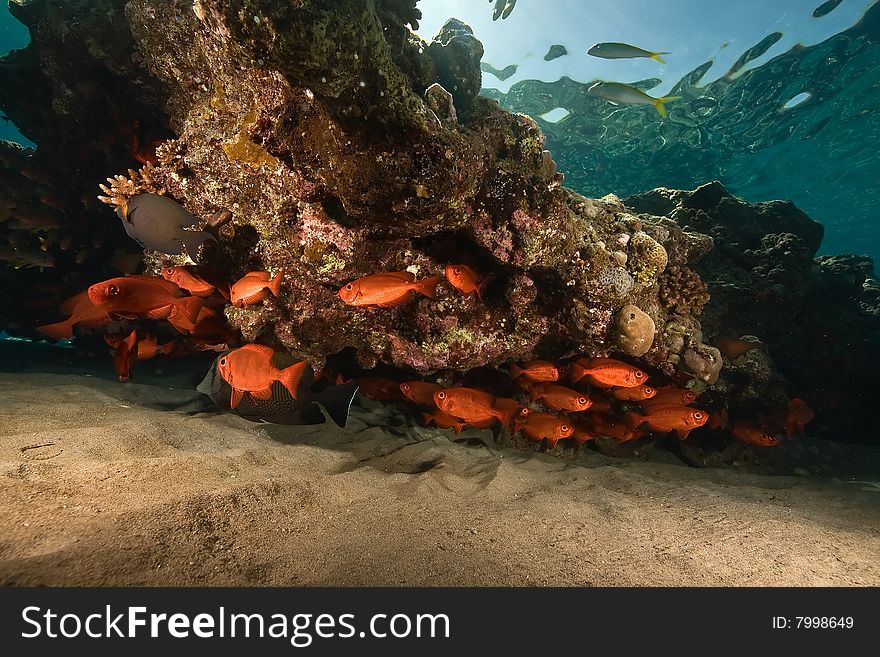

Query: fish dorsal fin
<box><xmin>384</xmin><ymin>271</ymin><xmax>416</xmax><ymax>282</ymax></box>
<box><xmin>241</xmin><ymin>343</ymin><xmax>275</xmax><ymax>359</ymax></box>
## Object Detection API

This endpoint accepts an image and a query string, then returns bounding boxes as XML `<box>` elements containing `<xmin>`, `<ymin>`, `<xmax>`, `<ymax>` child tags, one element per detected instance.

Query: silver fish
<box><xmin>490</xmin><ymin>0</ymin><xmax>516</xmax><ymax>21</ymax></box>
<box><xmin>587</xmin><ymin>81</ymin><xmax>681</xmax><ymax>118</ymax></box>
<box><xmin>587</xmin><ymin>42</ymin><xmax>670</xmax><ymax>64</ymax></box>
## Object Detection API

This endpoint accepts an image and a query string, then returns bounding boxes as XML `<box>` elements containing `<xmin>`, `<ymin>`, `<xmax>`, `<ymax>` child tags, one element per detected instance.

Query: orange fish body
<box><xmin>230</xmin><ymin>271</ymin><xmax>284</xmax><ymax>307</ymax></box>
<box><xmin>520</xmin><ymin>413</ymin><xmax>574</xmax><ymax>449</ymax></box>
<box><xmin>444</xmin><ymin>264</ymin><xmax>483</xmax><ymax>300</ymax></box>
<box><xmin>400</xmin><ymin>381</ymin><xmax>442</xmax><ymax>406</ymax></box>
<box><xmin>717</xmin><ymin>337</ymin><xmax>759</xmax><ymax>359</ymax></box>
<box><xmin>136</xmin><ymin>335</ymin><xmax>175</xmax><ymax>360</ymax></box>
<box><xmin>649</xmin><ymin>387</ymin><xmax>698</xmax><ymax>406</ymax></box>
<box><xmin>163</xmin><ymin>266</ymin><xmax>228</xmax><ymax>299</ymax></box>
<box><xmin>217</xmin><ymin>344</ymin><xmax>309</xmax><ymax>408</ymax></box>
<box><xmin>589</xmin><ymin>415</ymin><xmax>642</xmax><ymax>442</ymax></box>
<box><xmin>112</xmin><ymin>329</ymin><xmax>138</xmax><ymax>382</ymax></box>
<box><xmin>611</xmin><ymin>385</ymin><xmax>656</xmax><ymax>401</ymax></box>
<box><xmin>785</xmin><ymin>398</ymin><xmax>815</xmax><ymax>436</ymax></box>
<box><xmin>422</xmin><ymin>409</ymin><xmax>468</xmax><ymax>433</ymax></box>
<box><xmin>530</xmin><ymin>383</ymin><xmax>592</xmax><ymax>412</ymax></box>
<box><xmin>731</xmin><ymin>420</ymin><xmax>780</xmax><ymax>447</ymax></box>
<box><xmin>511</xmin><ymin>360</ymin><xmax>563</xmax><ymax>383</ymax></box>
<box><xmin>356</xmin><ymin>377</ymin><xmax>403</xmax><ymax>402</ymax></box>
<box><xmin>36</xmin><ymin>290</ymin><xmax>111</xmax><ymax>340</ymax></box>
<box><xmin>87</xmin><ymin>276</ymin><xmax>204</xmax><ymax>333</ymax></box>
<box><xmin>433</xmin><ymin>387</ymin><xmax>501</xmax><ymax>424</ymax></box>
<box><xmin>493</xmin><ymin>397</ymin><xmax>531</xmax><ymax>431</ymax></box>
<box><xmin>629</xmin><ymin>404</ymin><xmax>708</xmax><ymax>439</ymax></box>
<box><xmin>570</xmin><ymin>357</ymin><xmax>648</xmax><ymax>388</ymax></box>
<box><xmin>570</xmin><ymin>420</ymin><xmax>597</xmax><ymax>448</ymax></box>
<box><xmin>339</xmin><ymin>272</ymin><xmax>441</xmax><ymax>308</ymax></box>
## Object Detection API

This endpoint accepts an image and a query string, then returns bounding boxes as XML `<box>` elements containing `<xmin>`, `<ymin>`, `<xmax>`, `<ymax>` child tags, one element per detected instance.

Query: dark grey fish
<box><xmin>480</xmin><ymin>62</ymin><xmax>518</xmax><ymax>81</ymax></box>
<box><xmin>544</xmin><ymin>45</ymin><xmax>568</xmax><ymax>62</ymax></box>
<box><xmin>117</xmin><ymin>193</ymin><xmax>216</xmax><ymax>259</ymax></box>
<box><xmin>725</xmin><ymin>32</ymin><xmax>783</xmax><ymax>77</ymax></box>
<box><xmin>196</xmin><ymin>353</ymin><xmax>359</xmax><ymax>428</ymax></box>
<box><xmin>490</xmin><ymin>0</ymin><xmax>516</xmax><ymax>21</ymax></box>
<box><xmin>812</xmin><ymin>0</ymin><xmax>844</xmax><ymax>18</ymax></box>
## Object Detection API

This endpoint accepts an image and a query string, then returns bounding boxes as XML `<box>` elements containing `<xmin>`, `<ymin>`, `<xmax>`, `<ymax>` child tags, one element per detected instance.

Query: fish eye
<box><xmin>164</xmin><ymin>268</ymin><xmax>173</xmax><ymax>275</ymax></box>
<box><xmin>578</xmin><ymin>397</ymin><xmax>587</xmax><ymax>405</ymax></box>
<box><xmin>438</xmin><ymin>392</ymin><xmax>446</xmax><ymax>400</ymax></box>
<box><xmin>402</xmin><ymin>384</ymin><xmax>411</xmax><ymax>391</ymax></box>
<box><xmin>219</xmin><ymin>358</ymin><xmax>226</xmax><ymax>366</ymax></box>
<box><xmin>108</xmin><ymin>284</ymin><xmax>119</xmax><ymax>296</ymax></box>
<box><xmin>561</xmin><ymin>424</ymin><xmax>569</xmax><ymax>432</ymax></box>
<box><xmin>694</xmin><ymin>412</ymin><xmax>704</xmax><ymax>420</ymax></box>
<box><xmin>635</xmin><ymin>371</ymin><xmax>644</xmax><ymax>379</ymax></box>
<box><xmin>345</xmin><ymin>283</ymin><xmax>353</xmax><ymax>290</ymax></box>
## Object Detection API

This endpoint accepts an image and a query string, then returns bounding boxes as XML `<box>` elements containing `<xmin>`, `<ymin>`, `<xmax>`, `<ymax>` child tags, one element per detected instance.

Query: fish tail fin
<box><xmin>510</xmin><ymin>364</ymin><xmax>523</xmax><ymax>379</ymax></box>
<box><xmin>279</xmin><ymin>360</ymin><xmax>310</xmax><ymax>401</ymax></box>
<box><xmin>625</xmin><ymin>411</ymin><xmax>646</xmax><ymax>430</ymax></box>
<box><xmin>651</xmin><ymin>52</ymin><xmax>671</xmax><ymax>64</ymax></box>
<box><xmin>475</xmin><ymin>281</ymin><xmax>485</xmax><ymax>302</ymax></box>
<box><xmin>269</xmin><ymin>271</ymin><xmax>285</xmax><ymax>298</ymax></box>
<box><xmin>528</xmin><ymin>386</ymin><xmax>541</xmax><ymax>403</ymax></box>
<box><xmin>312</xmin><ymin>382</ymin><xmax>359</xmax><ymax>428</ymax></box>
<box><xmin>570</xmin><ymin>362</ymin><xmax>588</xmax><ymax>383</ymax></box>
<box><xmin>414</xmin><ymin>275</ymin><xmax>441</xmax><ymax>299</ymax></box>
<box><xmin>36</xmin><ymin>320</ymin><xmax>74</xmax><ymax>341</ymax></box>
<box><xmin>653</xmin><ymin>96</ymin><xmax>681</xmax><ymax>118</ymax></box>
<box><xmin>182</xmin><ymin>233</ymin><xmax>215</xmax><ymax>262</ymax></box>
<box><xmin>421</xmin><ymin>412</ymin><xmax>435</xmax><ymax>427</ymax></box>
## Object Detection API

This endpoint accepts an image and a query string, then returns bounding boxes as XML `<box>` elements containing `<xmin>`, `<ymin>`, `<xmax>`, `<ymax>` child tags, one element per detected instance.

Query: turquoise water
<box><xmin>3</xmin><ymin>1</ymin><xmax>878</xmax><ymax>260</ymax></box>
<box><xmin>416</xmin><ymin>0</ymin><xmax>880</xmax><ymax>262</ymax></box>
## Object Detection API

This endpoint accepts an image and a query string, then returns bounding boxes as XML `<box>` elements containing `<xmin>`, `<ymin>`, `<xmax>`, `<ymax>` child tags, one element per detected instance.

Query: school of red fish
<box><xmin>35</xmin><ymin>264</ymin><xmax>813</xmax><ymax>450</ymax></box>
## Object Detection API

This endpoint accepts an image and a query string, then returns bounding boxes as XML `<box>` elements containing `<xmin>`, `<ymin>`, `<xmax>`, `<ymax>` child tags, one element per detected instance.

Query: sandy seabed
<box><xmin>1</xmin><ymin>348</ymin><xmax>879</xmax><ymax>586</ymax></box>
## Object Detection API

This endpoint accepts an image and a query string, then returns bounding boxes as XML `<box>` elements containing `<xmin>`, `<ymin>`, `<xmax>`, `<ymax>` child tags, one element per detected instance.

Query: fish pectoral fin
<box><xmin>146</xmin><ymin>305</ymin><xmax>174</xmax><ymax>320</ymax></box>
<box><xmin>229</xmin><ymin>388</ymin><xmax>245</xmax><ymax>409</ymax></box>
<box><xmin>250</xmin><ymin>385</ymin><xmax>274</xmax><ymax>401</ymax></box>
<box><xmin>676</xmin><ymin>429</ymin><xmax>691</xmax><ymax>440</ymax></box>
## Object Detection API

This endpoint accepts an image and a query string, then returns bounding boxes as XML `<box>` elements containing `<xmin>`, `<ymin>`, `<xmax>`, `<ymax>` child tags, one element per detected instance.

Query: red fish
<box><xmin>433</xmin><ymin>387</ymin><xmax>502</xmax><ymax>425</ymax></box>
<box><xmin>36</xmin><ymin>290</ymin><xmax>111</xmax><ymax>340</ymax></box>
<box><xmin>217</xmin><ymin>344</ymin><xmax>309</xmax><ymax>408</ymax></box>
<box><xmin>493</xmin><ymin>397</ymin><xmax>531</xmax><ymax>431</ymax></box>
<box><xmin>570</xmin><ymin>421</ymin><xmax>596</xmax><ymax>448</ymax></box>
<box><xmin>784</xmin><ymin>398</ymin><xmax>815</xmax><ymax>436</ymax></box>
<box><xmin>111</xmin><ymin>329</ymin><xmax>138</xmax><ymax>382</ymax></box>
<box><xmin>162</xmin><ymin>266</ymin><xmax>228</xmax><ymax>299</ymax></box>
<box><xmin>648</xmin><ymin>387</ymin><xmax>698</xmax><ymax>406</ymax></box>
<box><xmin>511</xmin><ymin>360</ymin><xmax>564</xmax><ymax>383</ymax></box>
<box><xmin>230</xmin><ymin>271</ymin><xmax>284</xmax><ymax>307</ymax></box>
<box><xmin>731</xmin><ymin>420</ymin><xmax>780</xmax><ymax>447</ymax></box>
<box><xmin>588</xmin><ymin>415</ymin><xmax>645</xmax><ymax>443</ymax></box>
<box><xmin>400</xmin><ymin>381</ymin><xmax>442</xmax><ymax>406</ymax></box>
<box><xmin>339</xmin><ymin>272</ymin><xmax>441</xmax><ymax>308</ymax></box>
<box><xmin>444</xmin><ymin>264</ymin><xmax>484</xmax><ymax>300</ymax></box>
<box><xmin>87</xmin><ymin>276</ymin><xmax>204</xmax><ymax>333</ymax></box>
<box><xmin>104</xmin><ymin>332</ymin><xmax>174</xmax><ymax>360</ymax></box>
<box><xmin>716</xmin><ymin>337</ymin><xmax>759</xmax><ymax>359</ymax></box>
<box><xmin>529</xmin><ymin>383</ymin><xmax>592</xmax><ymax>412</ymax></box>
<box><xmin>570</xmin><ymin>357</ymin><xmax>648</xmax><ymax>388</ymax></box>
<box><xmin>611</xmin><ymin>385</ymin><xmax>656</xmax><ymax>401</ymax></box>
<box><xmin>356</xmin><ymin>377</ymin><xmax>404</xmax><ymax>402</ymax></box>
<box><xmin>627</xmin><ymin>404</ymin><xmax>708</xmax><ymax>439</ymax></box>
<box><xmin>520</xmin><ymin>413</ymin><xmax>574</xmax><ymax>450</ymax></box>
<box><xmin>422</xmin><ymin>409</ymin><xmax>468</xmax><ymax>433</ymax></box>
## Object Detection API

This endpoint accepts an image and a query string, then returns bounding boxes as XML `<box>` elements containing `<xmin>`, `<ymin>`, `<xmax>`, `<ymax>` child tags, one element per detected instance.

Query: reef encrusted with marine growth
<box><xmin>1</xmin><ymin>0</ymin><xmax>876</xmax><ymax>450</ymax></box>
